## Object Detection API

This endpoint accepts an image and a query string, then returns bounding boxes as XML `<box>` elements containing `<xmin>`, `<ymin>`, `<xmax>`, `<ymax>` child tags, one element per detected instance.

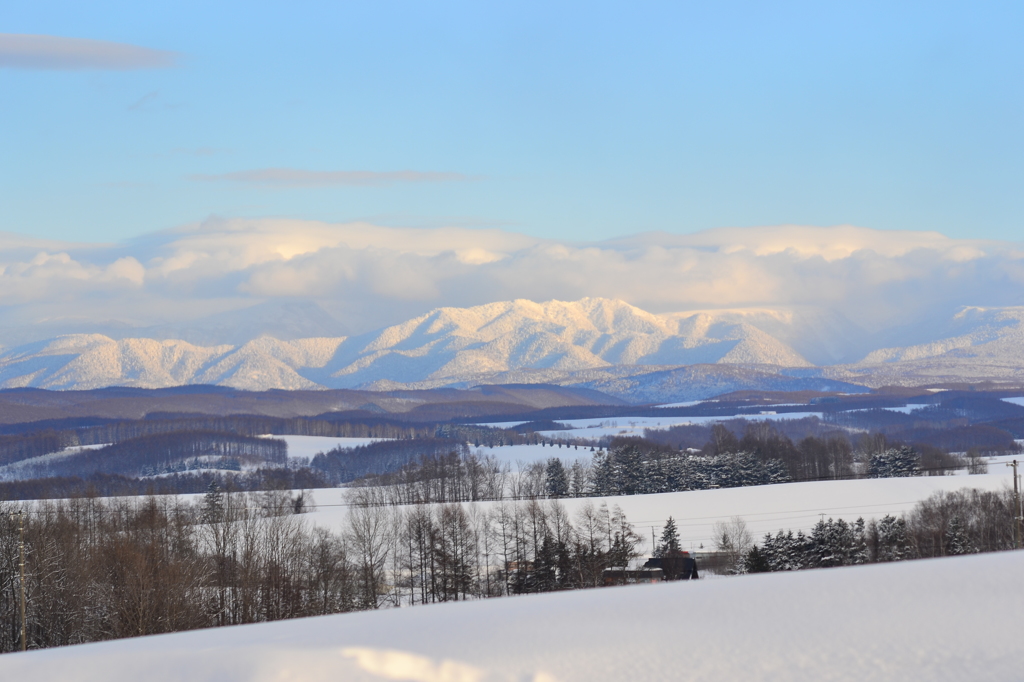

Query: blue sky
<box><xmin>2</xmin><ymin>1</ymin><xmax>1023</xmax><ymax>244</ymax></box>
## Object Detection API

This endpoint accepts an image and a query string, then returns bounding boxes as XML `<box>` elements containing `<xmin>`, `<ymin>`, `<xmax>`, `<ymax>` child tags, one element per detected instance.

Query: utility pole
<box><xmin>10</xmin><ymin>510</ymin><xmax>26</xmax><ymax>652</ymax></box>
<box><xmin>1008</xmin><ymin>460</ymin><xmax>1022</xmax><ymax>550</ymax></box>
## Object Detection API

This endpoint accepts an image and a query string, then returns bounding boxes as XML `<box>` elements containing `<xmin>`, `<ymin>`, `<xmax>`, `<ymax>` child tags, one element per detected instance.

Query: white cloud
<box><xmin>613</xmin><ymin>224</ymin><xmax>984</xmax><ymax>260</ymax></box>
<box><xmin>147</xmin><ymin>218</ymin><xmax>535</xmax><ymax>275</ymax></box>
<box><xmin>0</xmin><ymin>219</ymin><xmax>1022</xmax><ymax>350</ymax></box>
<box><xmin>0</xmin><ymin>34</ymin><xmax>177</xmax><ymax>70</ymax></box>
<box><xmin>104</xmin><ymin>257</ymin><xmax>145</xmax><ymax>286</ymax></box>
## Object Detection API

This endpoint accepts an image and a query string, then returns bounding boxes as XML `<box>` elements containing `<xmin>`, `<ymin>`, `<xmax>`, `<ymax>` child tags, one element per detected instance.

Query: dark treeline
<box><xmin>70</xmin><ymin>417</ymin><xmax>436</xmax><ymax>448</ymax></box>
<box><xmin>436</xmin><ymin>423</ymin><xmax>568</xmax><ymax>446</ymax></box>
<box><xmin>742</xmin><ymin>488</ymin><xmax>1019</xmax><ymax>573</ymax></box>
<box><xmin>644</xmin><ymin>422</ymin><xmax>965</xmax><ymax>482</ymax></box>
<box><xmin>0</xmin><ymin>431</ymin><xmax>71</xmax><ymax>467</ymax></box>
<box><xmin>0</xmin><ymin>415</ymin><xmax>438</xmax><ymax>442</ymax></box>
<box><xmin>592</xmin><ymin>440</ymin><xmax>791</xmax><ymax>496</ymax></box>
<box><xmin>825</xmin><ymin>409</ymin><xmax>1020</xmax><ymax>452</ymax></box>
<box><xmin>0</xmin><ymin>468</ymin><xmax>331</xmax><ymax>502</ymax></box>
<box><xmin>898</xmin><ymin>423</ymin><xmax>1020</xmax><ymax>452</ymax></box>
<box><xmin>0</xmin><ymin>491</ymin><xmax>647</xmax><ymax>653</ymax></box>
<box><xmin>585</xmin><ymin>430</ymin><xmax>955</xmax><ymax>499</ymax></box>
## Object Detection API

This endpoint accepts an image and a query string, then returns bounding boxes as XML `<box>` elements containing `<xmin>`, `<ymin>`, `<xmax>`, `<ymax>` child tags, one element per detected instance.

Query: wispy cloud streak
<box><xmin>189</xmin><ymin>168</ymin><xmax>473</xmax><ymax>187</ymax></box>
<box><xmin>0</xmin><ymin>34</ymin><xmax>177</xmax><ymax>70</ymax></box>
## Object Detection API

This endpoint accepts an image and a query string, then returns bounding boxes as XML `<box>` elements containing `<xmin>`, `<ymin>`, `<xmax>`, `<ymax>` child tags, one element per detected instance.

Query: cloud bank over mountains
<box><xmin>1</xmin><ymin>219</ymin><xmax>1022</xmax><ymax>363</ymax></box>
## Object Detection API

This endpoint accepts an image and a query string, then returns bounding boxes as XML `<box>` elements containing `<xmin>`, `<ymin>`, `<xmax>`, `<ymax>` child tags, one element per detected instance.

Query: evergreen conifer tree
<box><xmin>877</xmin><ymin>515</ymin><xmax>911</xmax><ymax>561</ymax></box>
<box><xmin>656</xmin><ymin>517</ymin><xmax>681</xmax><ymax>557</ymax></box>
<box><xmin>202</xmin><ymin>479</ymin><xmax>224</xmax><ymax>524</ymax></box>
<box><xmin>568</xmin><ymin>460</ymin><xmax>589</xmax><ymax>497</ymax></box>
<box><xmin>852</xmin><ymin>518</ymin><xmax>869</xmax><ymax>564</ymax></box>
<box><xmin>613</xmin><ymin>443</ymin><xmax>645</xmax><ymax>495</ymax></box>
<box><xmin>744</xmin><ymin>545</ymin><xmax>770</xmax><ymax>573</ymax></box>
<box><xmin>794</xmin><ymin>530</ymin><xmax>813</xmax><ymax>569</ymax></box>
<box><xmin>607</xmin><ymin>506</ymin><xmax>643</xmax><ymax>567</ymax></box>
<box><xmin>533</xmin><ymin>533</ymin><xmax>559</xmax><ymax>592</ymax></box>
<box><xmin>545</xmin><ymin>458</ymin><xmax>570</xmax><ymax>498</ymax></box>
<box><xmin>592</xmin><ymin>450</ymin><xmax>616</xmax><ymax>495</ymax></box>
<box><xmin>869</xmin><ymin>446</ymin><xmax>921</xmax><ymax>478</ymax></box>
<box><xmin>944</xmin><ymin>516</ymin><xmax>971</xmax><ymax>555</ymax></box>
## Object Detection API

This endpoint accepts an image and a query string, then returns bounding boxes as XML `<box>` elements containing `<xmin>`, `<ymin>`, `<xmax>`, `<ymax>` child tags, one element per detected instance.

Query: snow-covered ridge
<box><xmin>827</xmin><ymin>305</ymin><xmax>1024</xmax><ymax>387</ymax></box>
<box><xmin>0</xmin><ymin>298</ymin><xmax>811</xmax><ymax>391</ymax></box>
<box><xmin>858</xmin><ymin>307</ymin><xmax>1024</xmax><ymax>364</ymax></box>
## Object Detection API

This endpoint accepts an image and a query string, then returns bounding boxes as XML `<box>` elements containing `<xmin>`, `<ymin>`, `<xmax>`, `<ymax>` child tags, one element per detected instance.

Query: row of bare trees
<box><xmin>0</xmin><ymin>491</ymin><xmax>344</xmax><ymax>652</ymax></box>
<box><xmin>0</xmin><ymin>489</ymin><xmax>643</xmax><ymax>653</ymax></box>
<box><xmin>345</xmin><ymin>489</ymin><xmax>644</xmax><ymax>605</ymax></box>
<box><xmin>348</xmin><ymin>451</ymin><xmax>594</xmax><ymax>504</ymax></box>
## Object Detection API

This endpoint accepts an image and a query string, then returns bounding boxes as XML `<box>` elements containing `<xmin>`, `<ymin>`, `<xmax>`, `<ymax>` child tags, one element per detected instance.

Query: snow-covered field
<box><xmin>2</xmin><ymin>550</ymin><xmax>1020</xmax><ymax>682</ymax></box>
<box><xmin>529</xmin><ymin>412</ymin><xmax>823</xmax><ymax>440</ymax></box>
<box><xmin>653</xmin><ymin>400</ymin><xmax>705</xmax><ymax>408</ymax></box>
<box><xmin>844</xmin><ymin>403</ymin><xmax>931</xmax><ymax>415</ymax></box>
<box><xmin>881</xmin><ymin>403</ymin><xmax>929</xmax><ymax>413</ymax></box>
<box><xmin>258</xmin><ymin>435</ymin><xmax>390</xmax><ymax>459</ymax></box>
<box><xmin>470</xmin><ymin>443</ymin><xmax>593</xmax><ymax>464</ymax></box>
<box><xmin>303</xmin><ymin>468</ymin><xmax>1016</xmax><ymax>550</ymax></box>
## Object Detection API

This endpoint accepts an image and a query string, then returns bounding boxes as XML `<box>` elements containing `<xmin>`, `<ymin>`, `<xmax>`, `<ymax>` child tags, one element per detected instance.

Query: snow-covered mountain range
<box><xmin>2</xmin><ymin>298</ymin><xmax>1023</xmax><ymax>399</ymax></box>
<box><xmin>827</xmin><ymin>306</ymin><xmax>1024</xmax><ymax>387</ymax></box>
<box><xmin>0</xmin><ymin>299</ymin><xmax>808</xmax><ymax>391</ymax></box>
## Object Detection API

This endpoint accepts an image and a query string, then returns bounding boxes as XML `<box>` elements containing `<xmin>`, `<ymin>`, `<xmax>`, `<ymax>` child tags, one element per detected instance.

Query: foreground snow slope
<box><xmin>2</xmin><ymin>551</ymin><xmax>1021</xmax><ymax>682</ymax></box>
